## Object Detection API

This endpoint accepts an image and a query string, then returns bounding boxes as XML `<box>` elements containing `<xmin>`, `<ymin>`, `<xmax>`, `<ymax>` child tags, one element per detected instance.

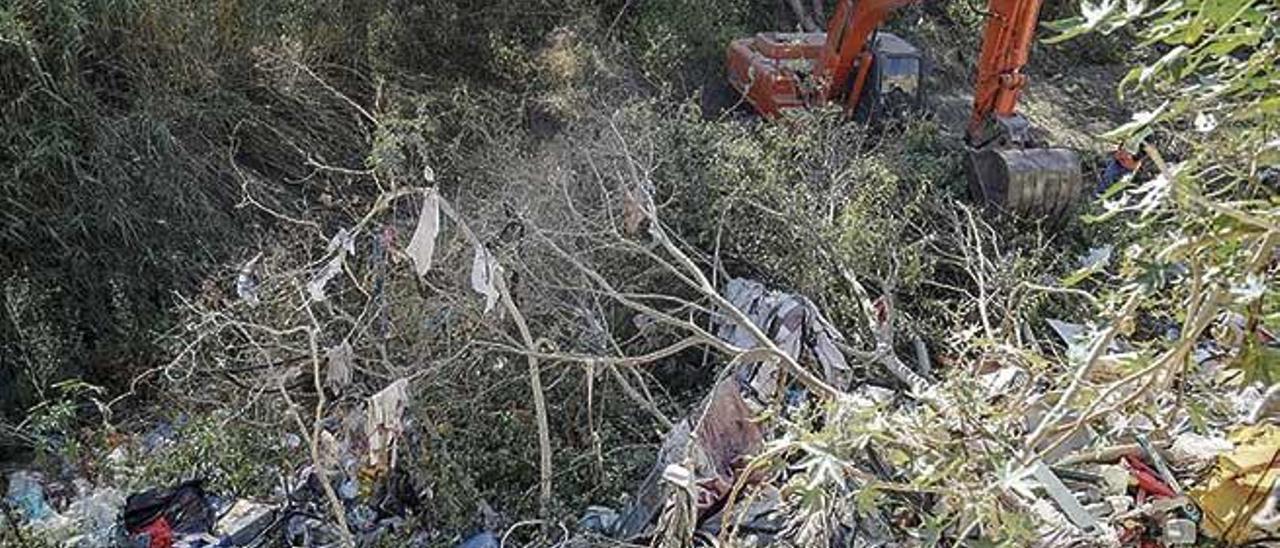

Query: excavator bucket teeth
<box><xmin>967</xmin><ymin>147</ymin><xmax>1083</xmax><ymax>219</ymax></box>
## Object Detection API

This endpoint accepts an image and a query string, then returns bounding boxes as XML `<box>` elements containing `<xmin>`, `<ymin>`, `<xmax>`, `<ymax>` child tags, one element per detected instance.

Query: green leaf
<box><xmin>1101</xmin><ymin>102</ymin><xmax>1169</xmax><ymax>139</ymax></box>
<box><xmin>1201</xmin><ymin>0</ymin><xmax>1249</xmax><ymax>27</ymax></box>
<box><xmin>1204</xmin><ymin>31</ymin><xmax>1262</xmax><ymax>55</ymax></box>
<box><xmin>1233</xmin><ymin>338</ymin><xmax>1280</xmax><ymax>385</ymax></box>
<box><xmin>1125</xmin><ymin>0</ymin><xmax>1149</xmax><ymax>20</ymax></box>
<box><xmin>1187</xmin><ymin>399</ymin><xmax>1208</xmax><ymax>432</ymax></box>
<box><xmin>853</xmin><ymin>485</ymin><xmax>882</xmax><ymax>513</ymax></box>
<box><xmin>1043</xmin><ymin>19</ymin><xmax>1098</xmax><ymax>44</ymax></box>
<box><xmin>1118</xmin><ymin>65</ymin><xmax>1145</xmax><ymax>96</ymax></box>
<box><xmin>1042</xmin><ymin>15</ymin><xmax>1087</xmax><ymax>32</ymax></box>
<box><xmin>1083</xmin><ymin>0</ymin><xmax>1122</xmax><ymax>26</ymax></box>
<box><xmin>1043</xmin><ymin>0</ymin><xmax>1122</xmax><ymax>43</ymax></box>
<box><xmin>1248</xmin><ymin>96</ymin><xmax>1280</xmax><ymax>117</ymax></box>
<box><xmin>1062</xmin><ymin>266</ymin><xmax>1099</xmax><ymax>287</ymax></box>
<box><xmin>1140</xmin><ymin>45</ymin><xmax>1189</xmax><ymax>84</ymax></box>
<box><xmin>1186</xmin><ymin>17</ymin><xmax>1209</xmax><ymax>43</ymax></box>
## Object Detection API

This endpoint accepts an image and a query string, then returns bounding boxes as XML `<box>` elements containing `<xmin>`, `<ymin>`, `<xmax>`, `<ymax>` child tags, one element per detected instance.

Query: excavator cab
<box><xmin>860</xmin><ymin>33</ymin><xmax>923</xmax><ymax>118</ymax></box>
<box><xmin>725</xmin><ymin>31</ymin><xmax>922</xmax><ymax>119</ymax></box>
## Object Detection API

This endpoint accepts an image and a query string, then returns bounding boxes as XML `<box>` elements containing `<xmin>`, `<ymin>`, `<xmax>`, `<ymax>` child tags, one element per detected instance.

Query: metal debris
<box><xmin>1025</xmin><ymin>461</ymin><xmax>1108</xmax><ymax>535</ymax></box>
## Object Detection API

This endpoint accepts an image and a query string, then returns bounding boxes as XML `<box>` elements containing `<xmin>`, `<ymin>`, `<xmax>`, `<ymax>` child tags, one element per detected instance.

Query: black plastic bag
<box><xmin>124</xmin><ymin>479</ymin><xmax>215</xmax><ymax>535</ymax></box>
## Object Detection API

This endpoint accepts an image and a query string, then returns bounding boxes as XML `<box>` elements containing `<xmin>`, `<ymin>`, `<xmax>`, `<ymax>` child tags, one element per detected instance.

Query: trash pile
<box><xmin>580</xmin><ymin>278</ymin><xmax>1280</xmax><ymax>547</ymax></box>
<box><xmin>3</xmin><ymin>470</ymin><xmax>127</xmax><ymax>547</ymax></box>
<box><xmin>4</xmin><ymin>267</ymin><xmax>1276</xmax><ymax>547</ymax></box>
<box><xmin>2</xmin><ymin>379</ymin><xmax>432</xmax><ymax>547</ymax></box>
<box><xmin>3</xmin><ymin>471</ymin><xmax>376</xmax><ymax>547</ymax></box>
<box><xmin>610</xmin><ymin>278</ymin><xmax>861</xmax><ymax>540</ymax></box>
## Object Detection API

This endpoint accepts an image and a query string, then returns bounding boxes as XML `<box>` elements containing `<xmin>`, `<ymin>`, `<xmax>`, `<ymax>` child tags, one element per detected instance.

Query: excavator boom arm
<box><xmin>817</xmin><ymin>0</ymin><xmax>1046</xmax><ymax>136</ymax></box>
<box><xmin>814</xmin><ymin>0</ymin><xmax>918</xmax><ymax>104</ymax></box>
<box><xmin>966</xmin><ymin>0</ymin><xmax>1047</xmax><ymax>145</ymax></box>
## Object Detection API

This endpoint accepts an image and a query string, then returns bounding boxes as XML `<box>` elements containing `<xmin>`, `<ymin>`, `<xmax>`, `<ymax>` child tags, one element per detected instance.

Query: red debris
<box><xmin>136</xmin><ymin>516</ymin><xmax>173</xmax><ymax>548</ymax></box>
<box><xmin>1122</xmin><ymin>454</ymin><xmax>1177</xmax><ymax>499</ymax></box>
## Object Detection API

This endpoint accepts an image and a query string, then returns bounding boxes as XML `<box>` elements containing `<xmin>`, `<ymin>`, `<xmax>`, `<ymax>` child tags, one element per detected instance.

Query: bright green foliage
<box><xmin>1048</xmin><ymin>0</ymin><xmax>1277</xmax><ymax>181</ymax></box>
<box><xmin>20</xmin><ymin>380</ymin><xmax>104</xmax><ymax>468</ymax></box>
<box><xmin>127</xmin><ymin>413</ymin><xmax>295</xmax><ymax>498</ymax></box>
<box><xmin>652</xmin><ymin>106</ymin><xmax>955</xmax><ymax>326</ymax></box>
<box><xmin>1049</xmin><ymin>0</ymin><xmax>1277</xmax><ymax>402</ymax></box>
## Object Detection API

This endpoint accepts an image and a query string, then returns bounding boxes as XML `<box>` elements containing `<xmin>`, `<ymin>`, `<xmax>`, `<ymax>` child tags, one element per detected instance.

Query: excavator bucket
<box><xmin>967</xmin><ymin>147</ymin><xmax>1083</xmax><ymax>219</ymax></box>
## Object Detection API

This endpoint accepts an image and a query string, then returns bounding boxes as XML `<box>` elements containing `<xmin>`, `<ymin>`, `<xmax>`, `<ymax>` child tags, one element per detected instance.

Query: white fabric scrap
<box><xmin>366</xmin><ymin>379</ymin><xmax>410</xmax><ymax>470</ymax></box>
<box><xmin>405</xmin><ymin>189</ymin><xmax>440</xmax><ymax>276</ymax></box>
<box><xmin>235</xmin><ymin>254</ymin><xmax>261</xmax><ymax>306</ymax></box>
<box><xmin>307</xmin><ymin>255</ymin><xmax>344</xmax><ymax>302</ymax></box>
<box><xmin>327</xmin><ymin>228</ymin><xmax>356</xmax><ymax>255</ymax></box>
<box><xmin>470</xmin><ymin>244</ymin><xmax>501</xmax><ymax>313</ymax></box>
<box><xmin>325</xmin><ymin>340</ymin><xmax>355</xmax><ymax>392</ymax></box>
<box><xmin>1168</xmin><ymin>433</ymin><xmax>1233</xmax><ymax>468</ymax></box>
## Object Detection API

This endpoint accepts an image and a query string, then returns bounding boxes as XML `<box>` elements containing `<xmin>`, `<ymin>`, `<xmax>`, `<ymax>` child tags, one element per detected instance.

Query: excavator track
<box><xmin>967</xmin><ymin>147</ymin><xmax>1083</xmax><ymax>219</ymax></box>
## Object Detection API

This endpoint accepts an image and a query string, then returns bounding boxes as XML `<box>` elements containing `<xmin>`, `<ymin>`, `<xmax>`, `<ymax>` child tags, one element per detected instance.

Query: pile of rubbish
<box><xmin>3</xmin><ymin>461</ymin><xmax>429</xmax><ymax>547</ymax></box>
<box><xmin>4</xmin><ymin>274</ymin><xmax>1277</xmax><ymax>547</ymax></box>
<box><xmin>3</xmin><ymin>469</ymin><xmax>431</xmax><ymax>547</ymax></box>
<box><xmin>2</xmin><ymin>380</ymin><xmax>431</xmax><ymax>547</ymax></box>
<box><xmin>3</xmin><ymin>473</ymin><xmax>266</xmax><ymax>547</ymax></box>
<box><xmin>580</xmin><ymin>279</ymin><xmax>1280</xmax><ymax>547</ymax></box>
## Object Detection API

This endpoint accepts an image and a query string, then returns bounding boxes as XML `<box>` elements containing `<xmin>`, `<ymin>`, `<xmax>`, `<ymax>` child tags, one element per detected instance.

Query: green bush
<box><xmin>640</xmin><ymin>104</ymin><xmax>956</xmax><ymax>326</ymax></box>
<box><xmin>0</xmin><ymin>0</ymin><xmax>603</xmax><ymax>422</ymax></box>
<box><xmin>1047</xmin><ymin>0</ymin><xmax>1278</xmax><ymax>382</ymax></box>
<box><xmin>126</xmin><ymin>412</ymin><xmax>295</xmax><ymax>498</ymax></box>
<box><xmin>0</xmin><ymin>0</ymin><xmax>375</xmax><ymax>419</ymax></box>
<box><xmin>625</xmin><ymin>0</ymin><xmax>772</xmax><ymax>94</ymax></box>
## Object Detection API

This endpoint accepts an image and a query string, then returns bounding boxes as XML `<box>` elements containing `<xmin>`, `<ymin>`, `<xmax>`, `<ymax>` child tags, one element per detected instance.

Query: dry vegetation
<box><xmin>2</xmin><ymin>0</ymin><xmax>1276</xmax><ymax>547</ymax></box>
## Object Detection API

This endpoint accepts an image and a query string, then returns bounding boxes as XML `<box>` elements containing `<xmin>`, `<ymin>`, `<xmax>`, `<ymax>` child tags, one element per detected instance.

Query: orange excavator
<box><xmin>726</xmin><ymin>0</ymin><xmax>1083</xmax><ymax>217</ymax></box>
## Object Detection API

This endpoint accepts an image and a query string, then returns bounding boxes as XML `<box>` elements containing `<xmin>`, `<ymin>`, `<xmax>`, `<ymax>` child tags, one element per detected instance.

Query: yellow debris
<box><xmin>1190</xmin><ymin>424</ymin><xmax>1280</xmax><ymax>544</ymax></box>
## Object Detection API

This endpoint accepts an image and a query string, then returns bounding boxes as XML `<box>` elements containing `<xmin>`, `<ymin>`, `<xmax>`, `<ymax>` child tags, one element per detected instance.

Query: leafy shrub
<box><xmin>0</xmin><ymin>0</ymin><xmax>605</xmax><ymax>423</ymax></box>
<box><xmin>638</xmin><ymin>103</ymin><xmax>958</xmax><ymax>331</ymax></box>
<box><xmin>625</xmin><ymin>0</ymin><xmax>772</xmax><ymax>93</ymax></box>
<box><xmin>0</xmin><ymin>0</ymin><xmax>376</xmax><ymax>419</ymax></box>
<box><xmin>1047</xmin><ymin>0</ymin><xmax>1277</xmax><ymax>382</ymax></box>
<box><xmin>125</xmin><ymin>413</ymin><xmax>295</xmax><ymax>498</ymax></box>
